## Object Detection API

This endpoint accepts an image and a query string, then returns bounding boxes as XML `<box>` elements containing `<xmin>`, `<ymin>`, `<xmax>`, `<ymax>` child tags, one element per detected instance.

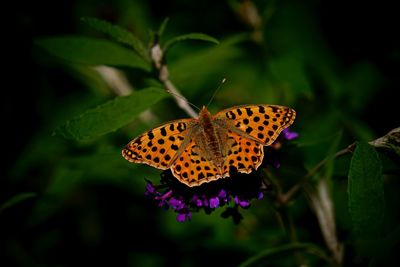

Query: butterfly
<box><xmin>122</xmin><ymin>105</ymin><xmax>296</xmax><ymax>187</ymax></box>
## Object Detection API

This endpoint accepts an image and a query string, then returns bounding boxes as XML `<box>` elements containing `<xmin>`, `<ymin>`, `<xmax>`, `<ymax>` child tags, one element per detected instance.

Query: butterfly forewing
<box><xmin>214</xmin><ymin>105</ymin><xmax>296</xmax><ymax>145</ymax></box>
<box><xmin>122</xmin><ymin>119</ymin><xmax>194</xmax><ymax>169</ymax></box>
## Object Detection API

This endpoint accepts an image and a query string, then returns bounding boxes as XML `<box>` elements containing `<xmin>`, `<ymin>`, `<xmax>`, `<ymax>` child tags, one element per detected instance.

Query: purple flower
<box><xmin>234</xmin><ymin>196</ymin><xmax>250</xmax><ymax>208</ymax></box>
<box><xmin>145</xmin><ymin>182</ymin><xmax>157</xmax><ymax>195</ymax></box>
<box><xmin>177</xmin><ymin>211</ymin><xmax>192</xmax><ymax>222</ymax></box>
<box><xmin>169</xmin><ymin>197</ymin><xmax>185</xmax><ymax>210</ymax></box>
<box><xmin>202</xmin><ymin>196</ymin><xmax>209</xmax><ymax>207</ymax></box>
<box><xmin>218</xmin><ymin>189</ymin><xmax>230</xmax><ymax>204</ymax></box>
<box><xmin>142</xmin><ymin>127</ymin><xmax>297</xmax><ymax>222</ymax></box>
<box><xmin>153</xmin><ymin>190</ymin><xmax>173</xmax><ymax>207</ymax></box>
<box><xmin>209</xmin><ymin>197</ymin><xmax>220</xmax><ymax>208</ymax></box>
<box><xmin>191</xmin><ymin>195</ymin><xmax>203</xmax><ymax>207</ymax></box>
<box><xmin>282</xmin><ymin>128</ymin><xmax>299</xmax><ymax>140</ymax></box>
<box><xmin>218</xmin><ymin>189</ymin><xmax>227</xmax><ymax>199</ymax></box>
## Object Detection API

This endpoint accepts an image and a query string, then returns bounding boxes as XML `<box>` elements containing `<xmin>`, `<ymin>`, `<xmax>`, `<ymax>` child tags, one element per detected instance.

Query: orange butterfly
<box><xmin>122</xmin><ymin>105</ymin><xmax>296</xmax><ymax>187</ymax></box>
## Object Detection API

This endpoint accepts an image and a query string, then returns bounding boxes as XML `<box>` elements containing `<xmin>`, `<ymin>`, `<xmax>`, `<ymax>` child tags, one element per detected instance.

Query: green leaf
<box><xmin>36</xmin><ymin>36</ymin><xmax>150</xmax><ymax>71</ymax></box>
<box><xmin>348</xmin><ymin>141</ymin><xmax>384</xmax><ymax>236</ymax></box>
<box><xmin>169</xmin><ymin>34</ymin><xmax>245</xmax><ymax>95</ymax></box>
<box><xmin>81</xmin><ymin>17</ymin><xmax>149</xmax><ymax>62</ymax></box>
<box><xmin>323</xmin><ymin>131</ymin><xmax>343</xmax><ymax>182</ymax></box>
<box><xmin>239</xmin><ymin>242</ymin><xmax>331</xmax><ymax>267</ymax></box>
<box><xmin>0</xmin><ymin>193</ymin><xmax>36</xmax><ymax>212</ymax></box>
<box><xmin>163</xmin><ymin>33</ymin><xmax>219</xmax><ymax>52</ymax></box>
<box><xmin>268</xmin><ymin>56</ymin><xmax>313</xmax><ymax>101</ymax></box>
<box><xmin>157</xmin><ymin>17</ymin><xmax>170</xmax><ymax>36</ymax></box>
<box><xmin>55</xmin><ymin>88</ymin><xmax>168</xmax><ymax>140</ymax></box>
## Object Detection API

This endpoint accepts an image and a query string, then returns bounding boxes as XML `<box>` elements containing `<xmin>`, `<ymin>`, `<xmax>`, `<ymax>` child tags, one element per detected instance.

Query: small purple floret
<box><xmin>234</xmin><ymin>196</ymin><xmax>250</xmax><ymax>208</ymax></box>
<box><xmin>177</xmin><ymin>211</ymin><xmax>192</xmax><ymax>222</ymax></box>
<box><xmin>169</xmin><ymin>197</ymin><xmax>185</xmax><ymax>210</ymax></box>
<box><xmin>209</xmin><ymin>197</ymin><xmax>220</xmax><ymax>209</ymax></box>
<box><xmin>145</xmin><ymin>182</ymin><xmax>156</xmax><ymax>195</ymax></box>
<box><xmin>282</xmin><ymin>128</ymin><xmax>299</xmax><ymax>140</ymax></box>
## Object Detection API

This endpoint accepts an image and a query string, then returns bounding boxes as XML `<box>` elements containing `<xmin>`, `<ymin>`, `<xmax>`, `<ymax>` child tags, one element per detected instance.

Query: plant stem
<box><xmin>280</xmin><ymin>143</ymin><xmax>355</xmax><ymax>204</ymax></box>
<box><xmin>94</xmin><ymin>65</ymin><xmax>158</xmax><ymax>124</ymax></box>
<box><xmin>150</xmin><ymin>43</ymin><xmax>198</xmax><ymax>118</ymax></box>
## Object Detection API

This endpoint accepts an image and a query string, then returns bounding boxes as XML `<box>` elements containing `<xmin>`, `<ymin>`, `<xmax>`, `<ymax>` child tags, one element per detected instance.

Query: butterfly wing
<box><xmin>170</xmin><ymin>140</ymin><xmax>226</xmax><ymax>187</ymax></box>
<box><xmin>221</xmin><ymin>130</ymin><xmax>264</xmax><ymax>175</ymax></box>
<box><xmin>122</xmin><ymin>119</ymin><xmax>195</xmax><ymax>169</ymax></box>
<box><xmin>214</xmin><ymin>104</ymin><xmax>296</xmax><ymax>145</ymax></box>
<box><xmin>170</xmin><ymin>129</ymin><xmax>265</xmax><ymax>187</ymax></box>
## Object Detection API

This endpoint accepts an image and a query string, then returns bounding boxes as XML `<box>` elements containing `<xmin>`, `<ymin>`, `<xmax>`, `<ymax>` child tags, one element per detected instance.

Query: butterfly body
<box><xmin>195</xmin><ymin>107</ymin><xmax>228</xmax><ymax>169</ymax></box>
<box><xmin>123</xmin><ymin>105</ymin><xmax>296</xmax><ymax>187</ymax></box>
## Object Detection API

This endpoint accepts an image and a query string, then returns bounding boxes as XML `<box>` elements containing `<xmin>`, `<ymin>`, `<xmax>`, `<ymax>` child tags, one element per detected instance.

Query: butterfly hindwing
<box><xmin>222</xmin><ymin>130</ymin><xmax>264</xmax><ymax>174</ymax></box>
<box><xmin>170</xmin><ymin>140</ymin><xmax>225</xmax><ymax>187</ymax></box>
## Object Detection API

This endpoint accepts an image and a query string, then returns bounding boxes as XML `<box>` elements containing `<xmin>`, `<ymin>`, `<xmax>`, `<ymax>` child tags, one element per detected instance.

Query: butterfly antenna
<box><xmin>206</xmin><ymin>78</ymin><xmax>226</xmax><ymax>108</ymax></box>
<box><xmin>165</xmin><ymin>89</ymin><xmax>200</xmax><ymax>112</ymax></box>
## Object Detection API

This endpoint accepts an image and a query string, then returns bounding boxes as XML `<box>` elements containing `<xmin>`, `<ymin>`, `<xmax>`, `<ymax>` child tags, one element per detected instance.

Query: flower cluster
<box><xmin>144</xmin><ymin>128</ymin><xmax>298</xmax><ymax>222</ymax></box>
<box><xmin>145</xmin><ymin>178</ymin><xmax>265</xmax><ymax>222</ymax></box>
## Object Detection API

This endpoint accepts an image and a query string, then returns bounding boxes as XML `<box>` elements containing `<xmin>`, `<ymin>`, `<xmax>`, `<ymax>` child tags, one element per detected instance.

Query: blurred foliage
<box><xmin>2</xmin><ymin>0</ymin><xmax>399</xmax><ymax>267</ymax></box>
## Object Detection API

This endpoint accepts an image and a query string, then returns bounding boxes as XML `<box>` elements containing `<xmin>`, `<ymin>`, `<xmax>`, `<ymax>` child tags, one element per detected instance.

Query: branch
<box><xmin>94</xmin><ymin>65</ymin><xmax>159</xmax><ymax>125</ymax></box>
<box><xmin>281</xmin><ymin>126</ymin><xmax>400</xmax><ymax>204</ymax></box>
<box><xmin>280</xmin><ymin>143</ymin><xmax>354</xmax><ymax>204</ymax></box>
<box><xmin>304</xmin><ymin>180</ymin><xmax>344</xmax><ymax>266</ymax></box>
<box><xmin>150</xmin><ymin>43</ymin><xmax>198</xmax><ymax>118</ymax></box>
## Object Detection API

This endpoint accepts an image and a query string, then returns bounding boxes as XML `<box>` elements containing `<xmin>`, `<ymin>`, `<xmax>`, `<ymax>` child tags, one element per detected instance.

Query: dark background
<box><xmin>2</xmin><ymin>0</ymin><xmax>399</xmax><ymax>266</ymax></box>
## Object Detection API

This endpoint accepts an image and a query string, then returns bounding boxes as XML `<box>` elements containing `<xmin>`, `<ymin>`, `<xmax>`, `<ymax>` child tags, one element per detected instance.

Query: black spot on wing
<box><xmin>245</xmin><ymin>127</ymin><xmax>253</xmax><ymax>134</ymax></box>
<box><xmin>171</xmin><ymin>144</ymin><xmax>179</xmax><ymax>150</ymax></box>
<box><xmin>177</xmin><ymin>123</ymin><xmax>186</xmax><ymax>132</ymax></box>
<box><xmin>147</xmin><ymin>132</ymin><xmax>155</xmax><ymax>139</ymax></box>
<box><xmin>157</xmin><ymin>139</ymin><xmax>165</xmax><ymax>144</ymax></box>
<box><xmin>226</xmin><ymin>111</ymin><xmax>236</xmax><ymax>119</ymax></box>
<box><xmin>160</xmin><ymin>127</ymin><xmax>167</xmax><ymax>136</ymax></box>
<box><xmin>245</xmin><ymin>108</ymin><xmax>253</xmax><ymax>116</ymax></box>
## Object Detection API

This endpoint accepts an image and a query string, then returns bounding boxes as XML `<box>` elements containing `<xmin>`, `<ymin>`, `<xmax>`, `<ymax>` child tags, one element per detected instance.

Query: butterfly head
<box><xmin>198</xmin><ymin>105</ymin><xmax>212</xmax><ymax>120</ymax></box>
